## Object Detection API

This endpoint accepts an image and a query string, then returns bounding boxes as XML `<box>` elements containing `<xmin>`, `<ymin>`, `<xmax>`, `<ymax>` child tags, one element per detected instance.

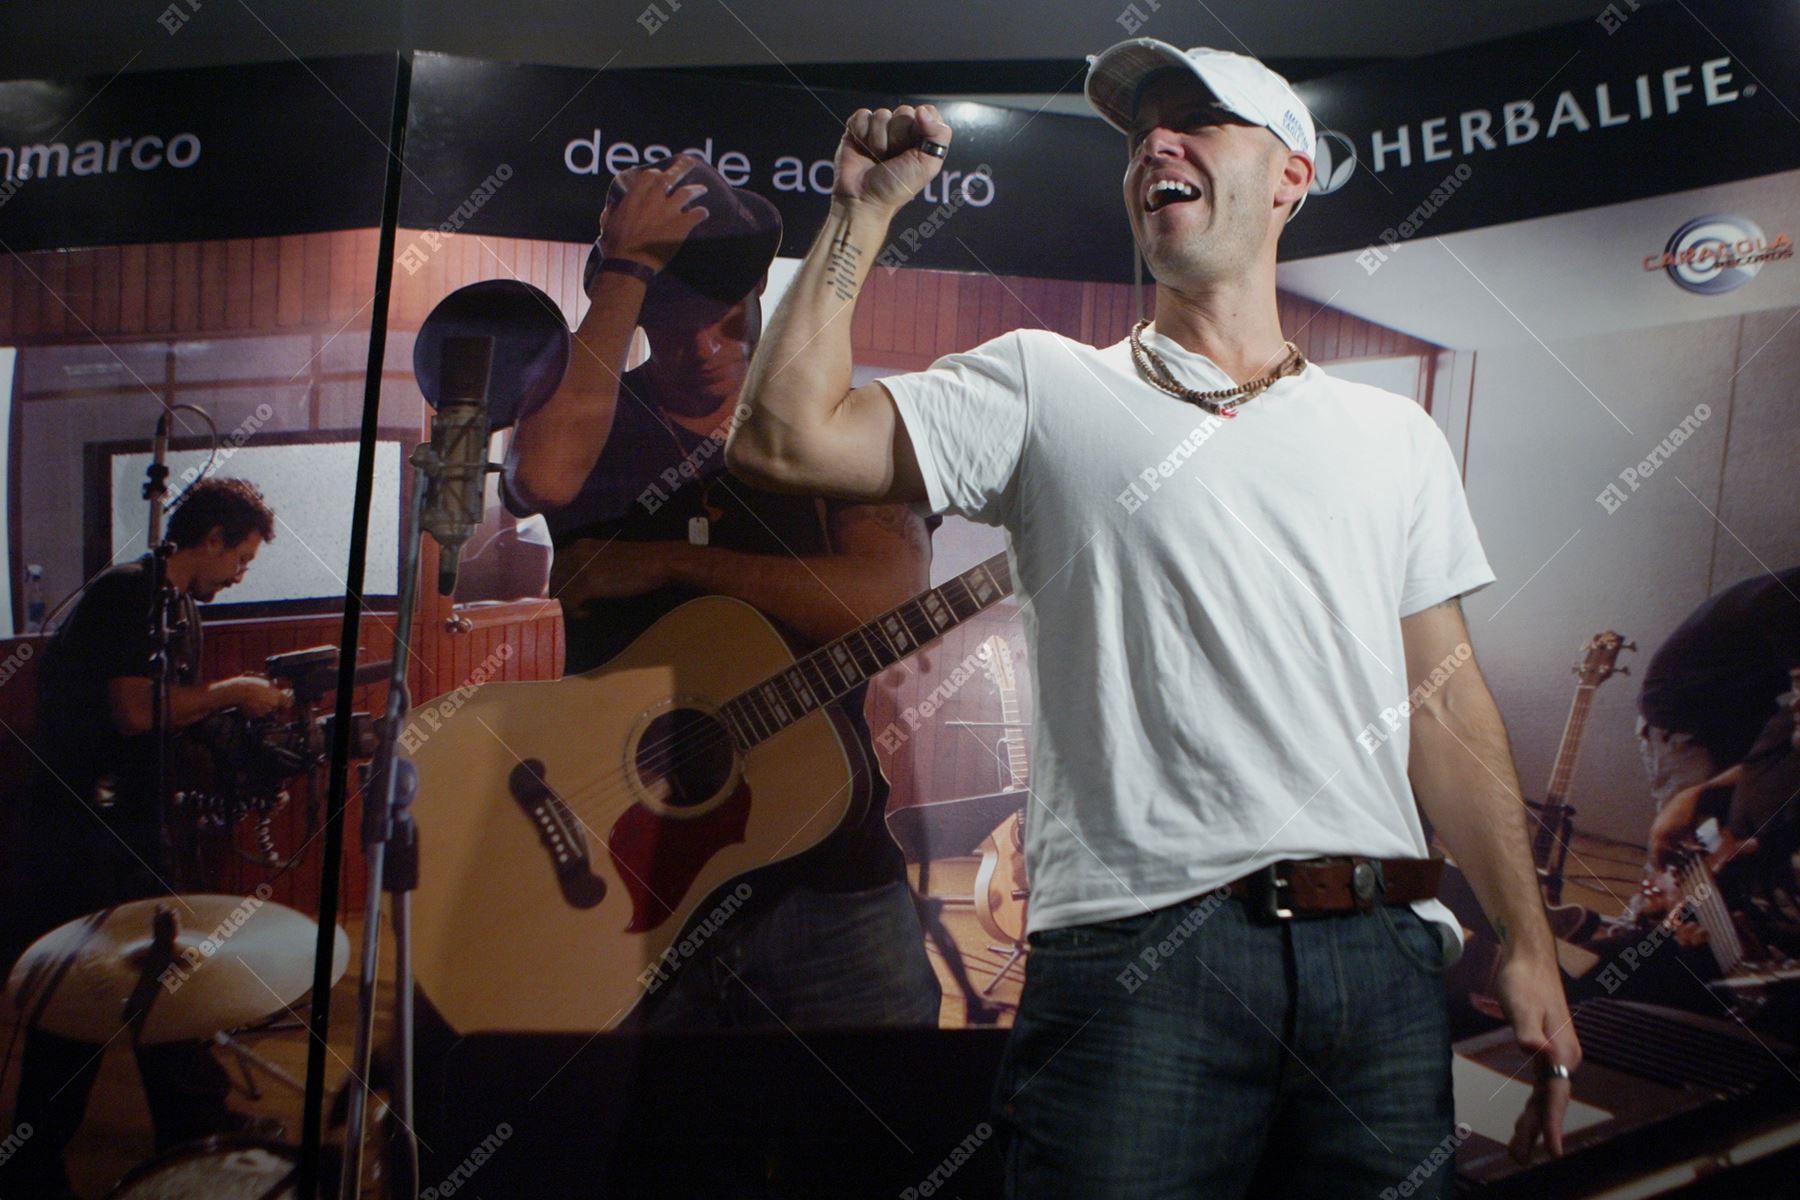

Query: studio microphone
<box><xmin>422</xmin><ymin>335</ymin><xmax>497</xmax><ymax>595</ymax></box>
<box><xmin>146</xmin><ymin>409</ymin><xmax>172</xmax><ymax>550</ymax></box>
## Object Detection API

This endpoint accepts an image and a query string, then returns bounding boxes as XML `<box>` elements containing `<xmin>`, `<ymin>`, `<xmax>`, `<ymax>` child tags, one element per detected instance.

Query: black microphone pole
<box><xmin>338</xmin><ymin>335</ymin><xmax>496</xmax><ymax>1200</ymax></box>
<box><xmin>143</xmin><ymin>410</ymin><xmax>182</xmax><ymax>887</ymax></box>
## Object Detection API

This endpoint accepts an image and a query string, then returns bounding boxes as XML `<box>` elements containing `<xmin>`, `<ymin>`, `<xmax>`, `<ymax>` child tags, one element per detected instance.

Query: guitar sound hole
<box><xmin>635</xmin><ymin>708</ymin><xmax>733</xmax><ymax>810</ymax></box>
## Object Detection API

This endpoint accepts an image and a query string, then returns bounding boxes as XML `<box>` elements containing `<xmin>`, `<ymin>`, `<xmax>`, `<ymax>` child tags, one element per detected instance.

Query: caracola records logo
<box><xmin>1308</xmin><ymin>129</ymin><xmax>1358</xmax><ymax>196</ymax></box>
<box><xmin>1647</xmin><ymin>214</ymin><xmax>1792</xmax><ymax>294</ymax></box>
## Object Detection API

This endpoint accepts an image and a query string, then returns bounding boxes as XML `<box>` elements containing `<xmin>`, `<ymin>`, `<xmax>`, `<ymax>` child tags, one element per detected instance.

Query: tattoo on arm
<box><xmin>825</xmin><ymin>228</ymin><xmax>863</xmax><ymax>302</ymax></box>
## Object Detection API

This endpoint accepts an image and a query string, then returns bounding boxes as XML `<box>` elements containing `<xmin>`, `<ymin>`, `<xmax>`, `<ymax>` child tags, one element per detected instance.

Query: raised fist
<box><xmin>835</xmin><ymin>103</ymin><xmax>953</xmax><ymax>213</ymax></box>
<box><xmin>597</xmin><ymin>153</ymin><xmax>711</xmax><ymax>274</ymax></box>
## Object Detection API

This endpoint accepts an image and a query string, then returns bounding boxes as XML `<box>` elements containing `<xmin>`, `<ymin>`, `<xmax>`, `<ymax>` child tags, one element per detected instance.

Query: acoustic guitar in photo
<box><xmin>408</xmin><ymin>552</ymin><xmax>1014</xmax><ymax>1033</ymax></box>
<box><xmin>973</xmin><ymin>634</ymin><xmax>1031</xmax><ymax>948</ymax></box>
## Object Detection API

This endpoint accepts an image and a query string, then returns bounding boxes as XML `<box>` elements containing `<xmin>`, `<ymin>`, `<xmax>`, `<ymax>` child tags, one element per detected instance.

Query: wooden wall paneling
<box><xmin>995</xmin><ymin>272</ymin><xmax>1024</xmax><ymax>336</ymax></box>
<box><xmin>358</xmin><ymin>227</ymin><xmax>382</xmax><ymax>325</ymax></box>
<box><xmin>872</xmin><ymin>261</ymin><xmax>898</xmax><ymax>352</ymax></box>
<box><xmin>893</xmin><ymin>261</ymin><xmax>919</xmax><ymax>355</ymax></box>
<box><xmin>11</xmin><ymin>253</ymin><xmax>38</xmax><ymax>341</ymax></box>
<box><xmin>931</xmin><ymin>271</ymin><xmax>959</xmax><ymax>359</ymax></box>
<box><xmin>0</xmin><ymin>252</ymin><xmax>13</xmax><ymax>335</ymax></box>
<box><xmin>63</xmin><ymin>248</ymin><xmax>95</xmax><ymax>332</ymax></box>
<box><xmin>390</xmin><ymin>233</ymin><xmax>419</xmax><ymax>328</ymax></box>
<box><xmin>40</xmin><ymin>250</ymin><xmax>69</xmax><ymax>337</ymax></box>
<box><xmin>561</xmin><ymin>238</ymin><xmax>581</xmax><ymax>320</ymax></box>
<box><xmin>302</xmin><ymin>233</ymin><xmax>332</xmax><ymax>326</ymax></box>
<box><xmin>225</xmin><ymin>239</ymin><xmax>254</xmax><ymax>331</ymax></box>
<box><xmin>971</xmin><ymin>272</ymin><xmax>997</xmax><ymax>344</ymax></box>
<box><xmin>531</xmin><ymin>240</ymin><xmax>551</xmax><ymax>305</ymax></box>
<box><xmin>1091</xmin><ymin>280</ymin><xmax>1107</xmax><ymax>342</ymax></box>
<box><xmin>954</xmin><ymin>272</ymin><xmax>980</xmax><ymax>352</ymax></box>
<box><xmin>851</xmin><ymin>267</ymin><xmax>877</xmax><ymax>349</ymax></box>
<box><xmin>250</xmin><ymin>237</ymin><xmax>280</xmax><ymax>330</ymax></box>
<box><xmin>145</xmin><ymin>242</ymin><xmax>175</xmax><ymax>333</ymax></box>
<box><xmin>1032</xmin><ymin>274</ymin><xmax>1060</xmax><ymax>333</ymax></box>
<box><xmin>1010</xmin><ymin>273</ymin><xmax>1037</xmax><ymax>331</ymax></box>
<box><xmin>327</xmin><ymin>231</ymin><xmax>358</xmax><ymax>325</ymax></box>
<box><xmin>1047</xmin><ymin>274</ymin><xmax>1078</xmax><ymax>340</ymax></box>
<box><xmin>428</xmin><ymin>227</ymin><xmax>454</xmax><ymax>327</ymax></box>
<box><xmin>173</xmin><ymin>242</ymin><xmax>202</xmax><ymax>332</ymax></box>
<box><xmin>199</xmin><ymin>240</ymin><xmax>228</xmax><ymax>332</ymax></box>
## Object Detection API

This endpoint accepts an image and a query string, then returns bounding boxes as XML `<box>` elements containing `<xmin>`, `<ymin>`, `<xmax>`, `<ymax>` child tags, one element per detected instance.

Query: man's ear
<box><xmin>1275</xmin><ymin>148</ymin><xmax>1313</xmax><ymax>212</ymax></box>
<box><xmin>205</xmin><ymin>524</ymin><xmax>227</xmax><ymax>553</ymax></box>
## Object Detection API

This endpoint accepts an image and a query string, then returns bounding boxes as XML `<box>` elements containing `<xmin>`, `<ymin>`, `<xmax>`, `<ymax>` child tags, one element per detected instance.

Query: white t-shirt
<box><xmin>881</xmin><ymin>325</ymin><xmax>1496</xmax><ymax>941</ymax></box>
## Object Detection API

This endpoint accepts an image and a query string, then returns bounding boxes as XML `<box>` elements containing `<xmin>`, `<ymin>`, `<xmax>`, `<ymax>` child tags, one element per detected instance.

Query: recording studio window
<box><xmin>9</xmin><ymin>334</ymin><xmax>399</xmax><ymax>631</ymax></box>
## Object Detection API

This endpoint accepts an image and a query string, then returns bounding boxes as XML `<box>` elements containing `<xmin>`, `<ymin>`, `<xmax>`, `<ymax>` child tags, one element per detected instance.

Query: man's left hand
<box><xmin>1495</xmin><ymin>953</ymin><xmax>1583</xmax><ymax>1162</ymax></box>
<box><xmin>550</xmin><ymin>538</ymin><xmax>675</xmax><ymax>606</ymax></box>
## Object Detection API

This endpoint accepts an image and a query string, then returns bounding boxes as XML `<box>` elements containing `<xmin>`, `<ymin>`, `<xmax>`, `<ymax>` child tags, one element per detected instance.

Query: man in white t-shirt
<box><xmin>726</xmin><ymin>38</ymin><xmax>1580</xmax><ymax>1198</ymax></box>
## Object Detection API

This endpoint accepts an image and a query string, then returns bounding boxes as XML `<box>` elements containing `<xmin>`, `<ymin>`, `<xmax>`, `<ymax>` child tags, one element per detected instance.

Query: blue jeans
<box><xmin>993</xmin><ymin>892</ymin><xmax>1457</xmax><ymax>1199</ymax></box>
<box><xmin>629</xmin><ymin>876</ymin><xmax>942</xmax><ymax>1030</ymax></box>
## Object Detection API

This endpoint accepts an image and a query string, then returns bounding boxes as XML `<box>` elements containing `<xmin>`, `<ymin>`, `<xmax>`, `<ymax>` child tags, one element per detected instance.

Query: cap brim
<box><xmin>1085</xmin><ymin>39</ymin><xmax>1219</xmax><ymax>135</ymax></box>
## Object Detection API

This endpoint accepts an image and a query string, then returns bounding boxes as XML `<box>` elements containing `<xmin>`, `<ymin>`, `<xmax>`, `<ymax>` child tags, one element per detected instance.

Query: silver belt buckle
<box><xmin>1251</xmin><ymin>864</ymin><xmax>1295</xmax><ymax>920</ymax></box>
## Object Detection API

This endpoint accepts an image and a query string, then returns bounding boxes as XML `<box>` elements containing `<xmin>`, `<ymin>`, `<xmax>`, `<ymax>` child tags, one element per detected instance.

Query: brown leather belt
<box><xmin>1225</xmin><ymin>855</ymin><xmax>1443</xmax><ymax>919</ymax></box>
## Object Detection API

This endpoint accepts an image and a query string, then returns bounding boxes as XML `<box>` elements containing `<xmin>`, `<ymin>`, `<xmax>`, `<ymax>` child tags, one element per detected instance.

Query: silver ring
<box><xmin>1540</xmin><ymin>1062</ymin><xmax>1572</xmax><ymax>1082</ymax></box>
<box><xmin>920</xmin><ymin>139</ymin><xmax>948</xmax><ymax>159</ymax></box>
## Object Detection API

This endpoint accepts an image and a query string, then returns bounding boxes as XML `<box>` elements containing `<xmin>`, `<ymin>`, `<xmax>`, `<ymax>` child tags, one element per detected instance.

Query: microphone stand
<box><xmin>339</xmin><ymin>438</ymin><xmax>490</xmax><ymax>1197</ymax></box>
<box><xmin>143</xmin><ymin>411</ymin><xmax>185</xmax><ymax>888</ymax></box>
<box><xmin>340</xmin><ymin>334</ymin><xmax>496</xmax><ymax>1200</ymax></box>
<box><xmin>337</xmin><ymin>461</ymin><xmax>429</xmax><ymax>1200</ymax></box>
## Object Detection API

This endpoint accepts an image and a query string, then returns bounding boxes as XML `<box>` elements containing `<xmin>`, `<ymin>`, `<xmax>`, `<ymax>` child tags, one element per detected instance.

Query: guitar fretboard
<box><xmin>718</xmin><ymin>551</ymin><xmax>1013</xmax><ymax>749</ymax></box>
<box><xmin>995</xmin><ymin>668</ymin><xmax>1028</xmax><ymax>790</ymax></box>
<box><xmin>1533</xmin><ymin>681</ymin><xmax>1596</xmax><ymax>866</ymax></box>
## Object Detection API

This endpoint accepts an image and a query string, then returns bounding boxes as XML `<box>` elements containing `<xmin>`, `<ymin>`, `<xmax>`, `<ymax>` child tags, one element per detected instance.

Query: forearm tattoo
<box><xmin>825</xmin><ymin>227</ymin><xmax>863</xmax><ymax>302</ymax></box>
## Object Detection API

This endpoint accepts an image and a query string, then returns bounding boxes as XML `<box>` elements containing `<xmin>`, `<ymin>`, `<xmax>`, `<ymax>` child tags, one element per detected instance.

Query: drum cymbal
<box><xmin>107</xmin><ymin>1135</ymin><xmax>298</xmax><ymax>1200</ymax></box>
<box><xmin>6</xmin><ymin>893</ymin><xmax>349</xmax><ymax>1045</ymax></box>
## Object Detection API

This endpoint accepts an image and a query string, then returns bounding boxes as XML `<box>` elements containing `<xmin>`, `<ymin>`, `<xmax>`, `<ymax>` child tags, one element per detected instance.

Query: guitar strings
<box><xmin>1680</xmin><ymin>854</ymin><xmax>1742</xmax><ymax>973</ymax></box>
<box><xmin>1689</xmin><ymin>855</ymin><xmax>1740</xmax><ymax>963</ymax></box>
<box><xmin>464</xmin><ymin>690</ymin><xmax>854</xmax><ymax>839</ymax></box>
<box><xmin>466</xmin><ymin>576</ymin><xmax>1010</xmax><ymax>833</ymax></box>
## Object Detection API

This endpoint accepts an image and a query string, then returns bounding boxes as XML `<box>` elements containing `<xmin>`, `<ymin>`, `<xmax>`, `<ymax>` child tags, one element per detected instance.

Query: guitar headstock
<box><xmin>980</xmin><ymin>634</ymin><xmax>1016</xmax><ymax>692</ymax></box>
<box><xmin>1572</xmin><ymin>630</ymin><xmax>1634</xmax><ymax>688</ymax></box>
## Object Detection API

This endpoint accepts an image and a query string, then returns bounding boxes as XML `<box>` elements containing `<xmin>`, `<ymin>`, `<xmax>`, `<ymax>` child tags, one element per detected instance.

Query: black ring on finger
<box><xmin>921</xmin><ymin>140</ymin><xmax>948</xmax><ymax>159</ymax></box>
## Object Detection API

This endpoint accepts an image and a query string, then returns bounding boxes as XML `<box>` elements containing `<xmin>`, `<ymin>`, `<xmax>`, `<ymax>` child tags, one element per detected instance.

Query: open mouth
<box><xmin>1145</xmin><ymin>178</ymin><xmax>1203</xmax><ymax>213</ymax></box>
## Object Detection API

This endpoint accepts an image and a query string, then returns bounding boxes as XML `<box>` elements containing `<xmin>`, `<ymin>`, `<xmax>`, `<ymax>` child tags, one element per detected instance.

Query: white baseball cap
<box><xmin>1085</xmin><ymin>39</ymin><xmax>1317</xmax><ymax>220</ymax></box>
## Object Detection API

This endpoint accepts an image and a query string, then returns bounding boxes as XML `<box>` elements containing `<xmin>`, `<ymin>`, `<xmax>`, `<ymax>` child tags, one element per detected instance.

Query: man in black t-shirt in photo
<box><xmin>502</xmin><ymin>156</ymin><xmax>941</xmax><ymax>1030</ymax></box>
<box><xmin>6</xmin><ymin>477</ymin><xmax>289</xmax><ymax>1199</ymax></box>
<box><xmin>1610</xmin><ymin>566</ymin><xmax>1800</xmax><ymax>942</ymax></box>
<box><xmin>1636</xmin><ymin>565</ymin><xmax>1800</xmax><ymax>812</ymax></box>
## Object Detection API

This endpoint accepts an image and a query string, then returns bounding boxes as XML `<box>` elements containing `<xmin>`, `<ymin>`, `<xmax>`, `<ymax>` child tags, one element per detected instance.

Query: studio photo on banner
<box><xmin>4</xmin><ymin>0</ymin><xmax>1798</xmax><ymax>1196</ymax></box>
<box><xmin>1278</xmin><ymin>0</ymin><xmax>1800</xmax><ymax>1184</ymax></box>
<box><xmin>0</xmin><ymin>53</ymin><xmax>401</xmax><ymax>1199</ymax></box>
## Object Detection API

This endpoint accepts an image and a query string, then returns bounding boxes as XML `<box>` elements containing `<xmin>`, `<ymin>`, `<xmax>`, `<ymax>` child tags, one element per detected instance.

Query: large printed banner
<box><xmin>0</xmin><ymin>55</ymin><xmax>397</xmax><ymax>251</ymax></box>
<box><xmin>1284</xmin><ymin>0</ymin><xmax>1800</xmax><ymax>258</ymax></box>
<box><xmin>0</xmin><ymin>1</ymin><xmax>1796</xmax><ymax>1192</ymax></box>
<box><xmin>400</xmin><ymin>53</ymin><xmax>1135</xmax><ymax>281</ymax></box>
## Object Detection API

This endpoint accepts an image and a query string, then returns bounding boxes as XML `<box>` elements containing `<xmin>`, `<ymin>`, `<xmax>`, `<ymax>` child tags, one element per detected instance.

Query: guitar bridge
<box><xmin>508</xmin><ymin>759</ymin><xmax>606</xmax><ymax>909</ymax></box>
